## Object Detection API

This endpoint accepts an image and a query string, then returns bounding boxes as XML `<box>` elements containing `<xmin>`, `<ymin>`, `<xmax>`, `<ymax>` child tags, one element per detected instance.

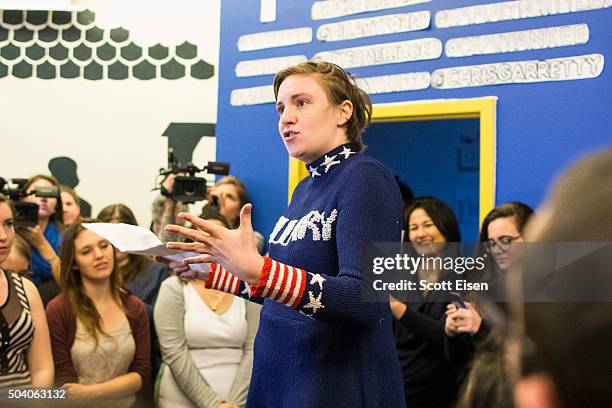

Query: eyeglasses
<box><xmin>486</xmin><ymin>235</ymin><xmax>521</xmax><ymax>252</ymax></box>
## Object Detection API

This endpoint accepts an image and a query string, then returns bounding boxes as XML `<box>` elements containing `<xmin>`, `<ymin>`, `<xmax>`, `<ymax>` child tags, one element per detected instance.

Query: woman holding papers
<box><xmin>46</xmin><ymin>219</ymin><xmax>150</xmax><ymax>406</ymax></box>
<box><xmin>165</xmin><ymin>61</ymin><xmax>405</xmax><ymax>407</ymax></box>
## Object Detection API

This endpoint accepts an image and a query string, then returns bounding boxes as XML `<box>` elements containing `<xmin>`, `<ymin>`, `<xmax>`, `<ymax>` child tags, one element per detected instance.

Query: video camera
<box><xmin>0</xmin><ymin>177</ymin><xmax>59</xmax><ymax>227</ymax></box>
<box><xmin>157</xmin><ymin>148</ymin><xmax>230</xmax><ymax>203</ymax></box>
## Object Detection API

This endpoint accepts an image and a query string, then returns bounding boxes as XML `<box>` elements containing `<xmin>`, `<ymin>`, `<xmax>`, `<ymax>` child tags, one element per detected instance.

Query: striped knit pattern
<box><xmin>250</xmin><ymin>257</ymin><xmax>307</xmax><ymax>309</ymax></box>
<box><xmin>0</xmin><ymin>272</ymin><xmax>34</xmax><ymax>388</ymax></box>
<box><xmin>204</xmin><ymin>263</ymin><xmax>243</xmax><ymax>295</ymax></box>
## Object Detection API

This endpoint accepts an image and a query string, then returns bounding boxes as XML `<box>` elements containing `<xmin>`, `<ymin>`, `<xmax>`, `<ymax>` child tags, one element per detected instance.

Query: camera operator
<box><xmin>19</xmin><ymin>175</ymin><xmax>63</xmax><ymax>287</ymax></box>
<box><xmin>155</xmin><ymin>174</ymin><xmax>264</xmax><ymax>254</ymax></box>
<box><xmin>151</xmin><ymin>172</ymin><xmax>190</xmax><ymax>242</ymax></box>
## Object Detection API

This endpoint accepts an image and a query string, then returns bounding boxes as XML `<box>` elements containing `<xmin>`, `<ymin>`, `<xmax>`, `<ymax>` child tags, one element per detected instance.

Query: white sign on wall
<box><xmin>431</xmin><ymin>53</ymin><xmax>604</xmax><ymax>89</ymax></box>
<box><xmin>230</xmin><ymin>71</ymin><xmax>432</xmax><ymax>105</ymax></box>
<box><xmin>230</xmin><ymin>85</ymin><xmax>275</xmax><ymax>106</ymax></box>
<box><xmin>317</xmin><ymin>11</ymin><xmax>430</xmax><ymax>42</ymax></box>
<box><xmin>357</xmin><ymin>72</ymin><xmax>431</xmax><ymax>94</ymax></box>
<box><xmin>235</xmin><ymin>55</ymin><xmax>308</xmax><ymax>77</ymax></box>
<box><xmin>436</xmin><ymin>0</ymin><xmax>612</xmax><ymax>28</ymax></box>
<box><xmin>237</xmin><ymin>27</ymin><xmax>313</xmax><ymax>52</ymax></box>
<box><xmin>314</xmin><ymin>38</ymin><xmax>442</xmax><ymax>69</ymax></box>
<box><xmin>312</xmin><ymin>0</ymin><xmax>431</xmax><ymax>20</ymax></box>
<box><xmin>446</xmin><ymin>24</ymin><xmax>590</xmax><ymax>57</ymax></box>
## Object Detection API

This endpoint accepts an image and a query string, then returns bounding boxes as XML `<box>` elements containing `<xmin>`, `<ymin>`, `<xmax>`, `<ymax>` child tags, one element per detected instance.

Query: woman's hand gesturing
<box><xmin>165</xmin><ymin>204</ymin><xmax>264</xmax><ymax>285</ymax></box>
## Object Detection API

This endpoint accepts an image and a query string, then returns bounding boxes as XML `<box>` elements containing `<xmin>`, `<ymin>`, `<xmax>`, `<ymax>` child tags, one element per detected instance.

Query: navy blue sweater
<box><xmin>206</xmin><ymin>144</ymin><xmax>406</xmax><ymax>407</ymax></box>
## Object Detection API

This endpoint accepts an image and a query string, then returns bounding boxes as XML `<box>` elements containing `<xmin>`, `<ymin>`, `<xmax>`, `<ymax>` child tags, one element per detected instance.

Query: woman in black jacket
<box><xmin>390</xmin><ymin>196</ymin><xmax>471</xmax><ymax>408</ymax></box>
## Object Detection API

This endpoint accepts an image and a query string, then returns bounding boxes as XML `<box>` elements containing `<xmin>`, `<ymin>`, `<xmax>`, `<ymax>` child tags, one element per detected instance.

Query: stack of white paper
<box><xmin>83</xmin><ymin>223</ymin><xmax>210</xmax><ymax>272</ymax></box>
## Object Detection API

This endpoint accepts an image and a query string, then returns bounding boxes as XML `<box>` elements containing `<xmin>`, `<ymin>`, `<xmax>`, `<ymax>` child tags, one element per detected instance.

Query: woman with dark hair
<box><xmin>390</xmin><ymin>196</ymin><xmax>469</xmax><ymax>408</ymax></box>
<box><xmin>446</xmin><ymin>201</ymin><xmax>535</xmax><ymax>339</ymax></box>
<box><xmin>45</xmin><ymin>219</ymin><xmax>150</xmax><ymax>406</ymax></box>
<box><xmin>479</xmin><ymin>202</ymin><xmax>533</xmax><ymax>276</ymax></box>
<box><xmin>0</xmin><ymin>194</ymin><xmax>54</xmax><ymax>390</ymax></box>
<box><xmin>163</xmin><ymin>61</ymin><xmax>405</xmax><ymax>407</ymax></box>
<box><xmin>448</xmin><ymin>202</ymin><xmax>534</xmax><ymax>408</ymax></box>
<box><xmin>19</xmin><ymin>174</ymin><xmax>63</xmax><ymax>286</ymax></box>
<box><xmin>98</xmin><ymin>203</ymin><xmax>169</xmax><ymax>406</ymax></box>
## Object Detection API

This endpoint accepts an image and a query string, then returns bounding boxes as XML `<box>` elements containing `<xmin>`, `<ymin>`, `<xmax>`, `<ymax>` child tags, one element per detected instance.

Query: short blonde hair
<box><xmin>273</xmin><ymin>60</ymin><xmax>372</xmax><ymax>151</ymax></box>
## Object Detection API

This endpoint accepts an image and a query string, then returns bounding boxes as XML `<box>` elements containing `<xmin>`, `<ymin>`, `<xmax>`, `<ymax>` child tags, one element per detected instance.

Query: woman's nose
<box><xmin>280</xmin><ymin>107</ymin><xmax>296</xmax><ymax>125</ymax></box>
<box><xmin>414</xmin><ymin>227</ymin><xmax>426</xmax><ymax>238</ymax></box>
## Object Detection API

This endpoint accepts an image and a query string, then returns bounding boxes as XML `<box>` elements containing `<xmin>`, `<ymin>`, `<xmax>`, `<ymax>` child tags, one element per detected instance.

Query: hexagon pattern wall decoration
<box><xmin>0</xmin><ymin>9</ymin><xmax>215</xmax><ymax>80</ymax></box>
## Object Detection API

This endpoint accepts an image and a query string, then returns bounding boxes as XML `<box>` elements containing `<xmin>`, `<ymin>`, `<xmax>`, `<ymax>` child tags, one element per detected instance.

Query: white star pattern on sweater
<box><xmin>322</xmin><ymin>154</ymin><xmax>341</xmax><ymax>173</ymax></box>
<box><xmin>340</xmin><ymin>146</ymin><xmax>356</xmax><ymax>159</ymax></box>
<box><xmin>242</xmin><ymin>283</ymin><xmax>251</xmax><ymax>298</ymax></box>
<box><xmin>309</xmin><ymin>273</ymin><xmax>326</xmax><ymax>290</ymax></box>
<box><xmin>309</xmin><ymin>166</ymin><xmax>321</xmax><ymax>178</ymax></box>
<box><xmin>303</xmin><ymin>291</ymin><xmax>324</xmax><ymax>314</ymax></box>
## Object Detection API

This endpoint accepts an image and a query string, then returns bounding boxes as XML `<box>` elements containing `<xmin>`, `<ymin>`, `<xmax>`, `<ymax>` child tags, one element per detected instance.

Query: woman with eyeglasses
<box><xmin>481</xmin><ymin>202</ymin><xmax>533</xmax><ymax>275</ymax></box>
<box><xmin>448</xmin><ymin>202</ymin><xmax>534</xmax><ymax>408</ymax></box>
<box><xmin>445</xmin><ymin>202</ymin><xmax>535</xmax><ymax>340</ymax></box>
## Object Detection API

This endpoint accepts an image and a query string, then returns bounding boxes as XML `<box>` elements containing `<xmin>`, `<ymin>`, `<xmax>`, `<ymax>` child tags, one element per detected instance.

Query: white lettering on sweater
<box><xmin>269</xmin><ymin>209</ymin><xmax>338</xmax><ymax>246</ymax></box>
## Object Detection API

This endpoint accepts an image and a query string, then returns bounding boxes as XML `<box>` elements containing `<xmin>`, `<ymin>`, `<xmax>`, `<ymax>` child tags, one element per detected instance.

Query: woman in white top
<box><xmin>154</xmin><ymin>213</ymin><xmax>260</xmax><ymax>408</ymax></box>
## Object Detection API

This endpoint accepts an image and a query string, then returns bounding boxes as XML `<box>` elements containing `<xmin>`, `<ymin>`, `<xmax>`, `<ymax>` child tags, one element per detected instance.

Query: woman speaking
<box><xmin>165</xmin><ymin>61</ymin><xmax>405</xmax><ymax>408</ymax></box>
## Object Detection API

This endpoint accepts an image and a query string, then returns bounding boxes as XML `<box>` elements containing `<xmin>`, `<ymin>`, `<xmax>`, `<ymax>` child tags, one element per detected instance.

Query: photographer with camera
<box><xmin>18</xmin><ymin>175</ymin><xmax>63</xmax><ymax>287</ymax></box>
<box><xmin>152</xmin><ymin>149</ymin><xmax>264</xmax><ymax>253</ymax></box>
<box><xmin>152</xmin><ymin>172</ymin><xmax>190</xmax><ymax>243</ymax></box>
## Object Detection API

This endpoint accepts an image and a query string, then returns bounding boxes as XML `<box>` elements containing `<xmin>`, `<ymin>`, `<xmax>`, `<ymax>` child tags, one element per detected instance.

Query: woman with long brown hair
<box><xmin>46</xmin><ymin>219</ymin><xmax>150</xmax><ymax>406</ymax></box>
<box><xmin>97</xmin><ymin>204</ymin><xmax>169</xmax><ymax>309</ymax></box>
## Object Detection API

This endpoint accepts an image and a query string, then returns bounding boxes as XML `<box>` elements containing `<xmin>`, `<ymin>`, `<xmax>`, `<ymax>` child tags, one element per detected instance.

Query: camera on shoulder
<box><xmin>0</xmin><ymin>177</ymin><xmax>59</xmax><ymax>227</ymax></box>
<box><xmin>156</xmin><ymin>148</ymin><xmax>230</xmax><ymax>204</ymax></box>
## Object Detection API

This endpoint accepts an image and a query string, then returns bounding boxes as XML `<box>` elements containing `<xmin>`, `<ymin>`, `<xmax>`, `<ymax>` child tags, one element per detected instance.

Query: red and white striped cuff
<box><xmin>205</xmin><ymin>263</ymin><xmax>242</xmax><ymax>295</ymax></box>
<box><xmin>250</xmin><ymin>257</ymin><xmax>307</xmax><ymax>308</ymax></box>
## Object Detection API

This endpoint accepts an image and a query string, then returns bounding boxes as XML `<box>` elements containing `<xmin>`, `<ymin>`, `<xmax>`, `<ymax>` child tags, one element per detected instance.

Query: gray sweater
<box><xmin>154</xmin><ymin>276</ymin><xmax>260</xmax><ymax>407</ymax></box>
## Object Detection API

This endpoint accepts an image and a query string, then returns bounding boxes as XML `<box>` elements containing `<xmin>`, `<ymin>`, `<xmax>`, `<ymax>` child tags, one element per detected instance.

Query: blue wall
<box><xmin>217</xmin><ymin>0</ymin><xmax>612</xmax><ymax>238</ymax></box>
<box><xmin>365</xmin><ymin>119</ymin><xmax>480</xmax><ymax>243</ymax></box>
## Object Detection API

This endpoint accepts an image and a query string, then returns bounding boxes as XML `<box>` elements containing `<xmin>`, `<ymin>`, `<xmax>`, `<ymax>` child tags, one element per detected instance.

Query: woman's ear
<box><xmin>337</xmin><ymin>100</ymin><xmax>353</xmax><ymax>126</ymax></box>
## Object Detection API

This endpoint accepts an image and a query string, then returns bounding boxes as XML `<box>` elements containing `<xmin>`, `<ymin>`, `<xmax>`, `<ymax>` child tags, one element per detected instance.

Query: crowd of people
<box><xmin>0</xmin><ymin>173</ymin><xmax>262</xmax><ymax>407</ymax></box>
<box><xmin>0</xmin><ymin>60</ymin><xmax>610</xmax><ymax>407</ymax></box>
